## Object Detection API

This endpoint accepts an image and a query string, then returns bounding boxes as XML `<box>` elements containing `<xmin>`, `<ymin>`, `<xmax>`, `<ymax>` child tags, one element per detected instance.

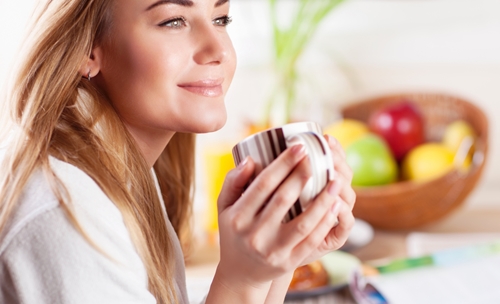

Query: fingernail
<box><xmin>238</xmin><ymin>157</ymin><xmax>248</xmax><ymax>170</ymax></box>
<box><xmin>331</xmin><ymin>136</ymin><xmax>340</xmax><ymax>147</ymax></box>
<box><xmin>326</xmin><ymin>135</ymin><xmax>336</xmax><ymax>146</ymax></box>
<box><xmin>291</xmin><ymin>144</ymin><xmax>306</xmax><ymax>156</ymax></box>
<box><xmin>327</xmin><ymin>181</ymin><xmax>340</xmax><ymax>195</ymax></box>
<box><xmin>331</xmin><ymin>201</ymin><xmax>341</xmax><ymax>215</ymax></box>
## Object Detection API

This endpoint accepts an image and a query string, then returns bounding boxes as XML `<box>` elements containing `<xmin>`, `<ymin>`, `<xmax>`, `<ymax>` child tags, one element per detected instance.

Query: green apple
<box><xmin>346</xmin><ymin>134</ymin><xmax>398</xmax><ymax>186</ymax></box>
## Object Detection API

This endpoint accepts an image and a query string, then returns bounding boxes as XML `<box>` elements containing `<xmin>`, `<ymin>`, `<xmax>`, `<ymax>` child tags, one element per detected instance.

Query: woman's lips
<box><xmin>178</xmin><ymin>79</ymin><xmax>224</xmax><ymax>97</ymax></box>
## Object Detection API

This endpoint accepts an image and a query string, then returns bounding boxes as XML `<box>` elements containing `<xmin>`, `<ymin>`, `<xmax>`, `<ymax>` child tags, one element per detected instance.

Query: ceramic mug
<box><xmin>232</xmin><ymin>121</ymin><xmax>334</xmax><ymax>223</ymax></box>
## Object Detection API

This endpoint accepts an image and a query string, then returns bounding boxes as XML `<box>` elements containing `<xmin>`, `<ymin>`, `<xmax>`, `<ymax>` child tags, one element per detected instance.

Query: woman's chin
<box><xmin>204</xmin><ymin>117</ymin><xmax>227</xmax><ymax>133</ymax></box>
<box><xmin>188</xmin><ymin>113</ymin><xmax>227</xmax><ymax>134</ymax></box>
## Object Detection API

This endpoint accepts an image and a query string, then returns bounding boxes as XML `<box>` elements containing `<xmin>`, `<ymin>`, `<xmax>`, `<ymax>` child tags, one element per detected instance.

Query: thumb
<box><xmin>217</xmin><ymin>157</ymin><xmax>255</xmax><ymax>213</ymax></box>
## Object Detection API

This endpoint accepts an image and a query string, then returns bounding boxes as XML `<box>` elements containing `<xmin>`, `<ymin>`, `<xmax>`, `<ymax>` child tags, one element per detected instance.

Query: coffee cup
<box><xmin>232</xmin><ymin>122</ymin><xmax>334</xmax><ymax>223</ymax></box>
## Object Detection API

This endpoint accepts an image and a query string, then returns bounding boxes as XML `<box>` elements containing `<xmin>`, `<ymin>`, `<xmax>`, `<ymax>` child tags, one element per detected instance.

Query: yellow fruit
<box><xmin>442</xmin><ymin>120</ymin><xmax>476</xmax><ymax>170</ymax></box>
<box><xmin>402</xmin><ymin>143</ymin><xmax>455</xmax><ymax>181</ymax></box>
<box><xmin>324</xmin><ymin>119</ymin><xmax>370</xmax><ymax>149</ymax></box>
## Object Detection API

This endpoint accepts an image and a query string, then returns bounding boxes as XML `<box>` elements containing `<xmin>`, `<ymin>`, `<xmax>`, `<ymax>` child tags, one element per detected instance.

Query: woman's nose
<box><xmin>193</xmin><ymin>23</ymin><xmax>228</xmax><ymax>65</ymax></box>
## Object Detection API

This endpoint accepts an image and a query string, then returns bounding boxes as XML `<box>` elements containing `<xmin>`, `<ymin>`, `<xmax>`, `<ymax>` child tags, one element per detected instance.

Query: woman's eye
<box><xmin>160</xmin><ymin>17</ymin><xmax>187</xmax><ymax>28</ymax></box>
<box><xmin>213</xmin><ymin>15</ymin><xmax>233</xmax><ymax>27</ymax></box>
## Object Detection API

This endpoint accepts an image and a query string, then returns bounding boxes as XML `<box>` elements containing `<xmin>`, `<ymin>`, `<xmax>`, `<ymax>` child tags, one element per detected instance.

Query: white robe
<box><xmin>0</xmin><ymin>156</ymin><xmax>189</xmax><ymax>304</ymax></box>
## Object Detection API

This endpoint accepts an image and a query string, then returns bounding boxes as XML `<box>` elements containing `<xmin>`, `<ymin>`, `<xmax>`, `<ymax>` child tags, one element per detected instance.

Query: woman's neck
<box><xmin>124</xmin><ymin>123</ymin><xmax>174</xmax><ymax>168</ymax></box>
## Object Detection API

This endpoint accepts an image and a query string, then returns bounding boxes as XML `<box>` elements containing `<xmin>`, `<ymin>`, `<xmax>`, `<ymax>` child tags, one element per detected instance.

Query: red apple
<box><xmin>368</xmin><ymin>100</ymin><xmax>425</xmax><ymax>161</ymax></box>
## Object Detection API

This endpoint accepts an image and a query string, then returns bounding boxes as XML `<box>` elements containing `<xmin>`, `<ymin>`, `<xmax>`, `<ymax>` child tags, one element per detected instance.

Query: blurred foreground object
<box><xmin>285</xmin><ymin>251</ymin><xmax>361</xmax><ymax>300</ymax></box>
<box><xmin>341</xmin><ymin>93</ymin><xmax>488</xmax><ymax>230</ymax></box>
<box><xmin>288</xmin><ymin>261</ymin><xmax>329</xmax><ymax>292</ymax></box>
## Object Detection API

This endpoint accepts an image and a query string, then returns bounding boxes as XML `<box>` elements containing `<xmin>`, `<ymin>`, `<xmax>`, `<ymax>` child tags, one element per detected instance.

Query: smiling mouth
<box><xmin>178</xmin><ymin>78</ymin><xmax>224</xmax><ymax>97</ymax></box>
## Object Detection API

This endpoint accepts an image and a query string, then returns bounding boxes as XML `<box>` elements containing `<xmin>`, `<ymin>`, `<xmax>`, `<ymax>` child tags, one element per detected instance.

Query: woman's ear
<box><xmin>79</xmin><ymin>46</ymin><xmax>103</xmax><ymax>81</ymax></box>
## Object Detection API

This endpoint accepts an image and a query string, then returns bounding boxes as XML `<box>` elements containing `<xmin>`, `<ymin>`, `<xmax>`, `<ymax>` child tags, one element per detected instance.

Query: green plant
<box><xmin>265</xmin><ymin>0</ymin><xmax>346</xmax><ymax>125</ymax></box>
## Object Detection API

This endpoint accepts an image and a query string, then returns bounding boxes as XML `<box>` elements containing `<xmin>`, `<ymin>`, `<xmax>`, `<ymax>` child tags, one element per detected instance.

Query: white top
<box><xmin>0</xmin><ymin>156</ymin><xmax>190</xmax><ymax>304</ymax></box>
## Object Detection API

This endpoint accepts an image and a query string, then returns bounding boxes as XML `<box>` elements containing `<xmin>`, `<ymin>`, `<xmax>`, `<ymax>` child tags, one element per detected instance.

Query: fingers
<box><xmin>277</xmin><ymin>180</ymin><xmax>342</xmax><ymax>249</ymax></box>
<box><xmin>331</xmin><ymin>171</ymin><xmax>356</xmax><ymax>211</ymax></box>
<box><xmin>325</xmin><ymin>135</ymin><xmax>352</xmax><ymax>180</ymax></box>
<box><xmin>256</xmin><ymin>157</ymin><xmax>312</xmax><ymax>228</ymax></box>
<box><xmin>289</xmin><ymin>196</ymin><xmax>343</xmax><ymax>265</ymax></box>
<box><xmin>325</xmin><ymin>134</ymin><xmax>346</xmax><ymax>159</ymax></box>
<box><xmin>322</xmin><ymin>198</ymin><xmax>356</xmax><ymax>250</ymax></box>
<box><xmin>217</xmin><ymin>156</ymin><xmax>256</xmax><ymax>213</ymax></box>
<box><xmin>230</xmin><ymin>144</ymin><xmax>308</xmax><ymax>219</ymax></box>
<box><xmin>324</xmin><ymin>134</ymin><xmax>356</xmax><ymax>210</ymax></box>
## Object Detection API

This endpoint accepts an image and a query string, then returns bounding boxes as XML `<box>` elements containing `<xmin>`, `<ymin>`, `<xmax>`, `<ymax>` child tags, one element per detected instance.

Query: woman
<box><xmin>0</xmin><ymin>0</ymin><xmax>355</xmax><ymax>303</ymax></box>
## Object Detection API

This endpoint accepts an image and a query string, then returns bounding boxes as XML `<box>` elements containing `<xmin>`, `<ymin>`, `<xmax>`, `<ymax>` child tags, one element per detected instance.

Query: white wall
<box><xmin>1</xmin><ymin>0</ymin><xmax>498</xmax><ymax>209</ymax></box>
<box><xmin>0</xmin><ymin>1</ymin><xmax>36</xmax><ymax>92</ymax></box>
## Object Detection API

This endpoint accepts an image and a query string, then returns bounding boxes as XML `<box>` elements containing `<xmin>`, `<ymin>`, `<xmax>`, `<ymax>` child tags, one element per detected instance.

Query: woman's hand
<box><xmin>261</xmin><ymin>135</ymin><xmax>356</xmax><ymax>304</ymax></box>
<box><xmin>298</xmin><ymin>135</ymin><xmax>356</xmax><ymax>266</ymax></box>
<box><xmin>212</xmin><ymin>144</ymin><xmax>342</xmax><ymax>299</ymax></box>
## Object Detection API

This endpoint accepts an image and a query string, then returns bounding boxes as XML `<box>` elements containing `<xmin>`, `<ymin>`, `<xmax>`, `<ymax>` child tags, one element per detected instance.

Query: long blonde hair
<box><xmin>0</xmin><ymin>1</ymin><xmax>195</xmax><ymax>302</ymax></box>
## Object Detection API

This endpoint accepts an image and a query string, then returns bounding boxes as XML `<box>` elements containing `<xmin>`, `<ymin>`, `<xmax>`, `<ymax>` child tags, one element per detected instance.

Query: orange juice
<box><xmin>203</xmin><ymin>145</ymin><xmax>235</xmax><ymax>242</ymax></box>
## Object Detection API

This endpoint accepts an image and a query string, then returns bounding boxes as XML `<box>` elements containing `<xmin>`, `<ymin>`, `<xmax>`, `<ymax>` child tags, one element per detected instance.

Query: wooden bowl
<box><xmin>341</xmin><ymin>93</ymin><xmax>489</xmax><ymax>230</ymax></box>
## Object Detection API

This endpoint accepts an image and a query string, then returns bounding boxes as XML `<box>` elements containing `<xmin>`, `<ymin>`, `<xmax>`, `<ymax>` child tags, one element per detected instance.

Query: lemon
<box><xmin>442</xmin><ymin>120</ymin><xmax>476</xmax><ymax>170</ymax></box>
<box><xmin>443</xmin><ymin>120</ymin><xmax>476</xmax><ymax>151</ymax></box>
<box><xmin>324</xmin><ymin>119</ymin><xmax>370</xmax><ymax>149</ymax></box>
<box><xmin>402</xmin><ymin>143</ymin><xmax>455</xmax><ymax>181</ymax></box>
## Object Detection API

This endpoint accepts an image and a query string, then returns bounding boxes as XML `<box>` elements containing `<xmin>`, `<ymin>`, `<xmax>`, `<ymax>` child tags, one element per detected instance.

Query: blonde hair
<box><xmin>0</xmin><ymin>1</ymin><xmax>195</xmax><ymax>303</ymax></box>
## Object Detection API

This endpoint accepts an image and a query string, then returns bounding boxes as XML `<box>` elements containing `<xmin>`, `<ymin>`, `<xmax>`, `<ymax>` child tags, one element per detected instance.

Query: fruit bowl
<box><xmin>341</xmin><ymin>93</ymin><xmax>489</xmax><ymax>230</ymax></box>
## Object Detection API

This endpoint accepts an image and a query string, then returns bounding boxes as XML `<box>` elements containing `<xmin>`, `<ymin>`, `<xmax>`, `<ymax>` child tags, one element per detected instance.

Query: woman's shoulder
<box><xmin>0</xmin><ymin>156</ymin><xmax>156</xmax><ymax>303</ymax></box>
<box><xmin>0</xmin><ymin>156</ymin><xmax>127</xmax><ymax>256</ymax></box>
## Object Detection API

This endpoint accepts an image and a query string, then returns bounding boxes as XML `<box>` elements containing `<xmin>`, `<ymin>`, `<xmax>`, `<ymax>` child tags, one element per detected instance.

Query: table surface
<box><xmin>185</xmin><ymin>204</ymin><xmax>500</xmax><ymax>303</ymax></box>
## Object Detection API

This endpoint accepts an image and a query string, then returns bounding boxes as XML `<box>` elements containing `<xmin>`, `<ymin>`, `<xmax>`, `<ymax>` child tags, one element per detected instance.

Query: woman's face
<box><xmin>95</xmin><ymin>0</ymin><xmax>236</xmax><ymax>140</ymax></box>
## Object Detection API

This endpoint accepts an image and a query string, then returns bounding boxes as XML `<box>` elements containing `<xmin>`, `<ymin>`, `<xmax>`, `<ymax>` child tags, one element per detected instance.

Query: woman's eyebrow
<box><xmin>215</xmin><ymin>0</ymin><xmax>229</xmax><ymax>7</ymax></box>
<box><xmin>146</xmin><ymin>0</ymin><xmax>229</xmax><ymax>11</ymax></box>
<box><xmin>146</xmin><ymin>0</ymin><xmax>194</xmax><ymax>11</ymax></box>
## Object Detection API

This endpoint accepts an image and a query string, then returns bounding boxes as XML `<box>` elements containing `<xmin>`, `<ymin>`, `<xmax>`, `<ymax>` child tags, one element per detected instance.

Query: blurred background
<box><xmin>2</xmin><ymin>0</ymin><xmax>499</xmax><ymax>244</ymax></box>
<box><xmin>197</xmin><ymin>0</ymin><xmax>500</xmax><ymax>232</ymax></box>
<box><xmin>2</xmin><ymin>0</ymin><xmax>500</xmax><ymax>302</ymax></box>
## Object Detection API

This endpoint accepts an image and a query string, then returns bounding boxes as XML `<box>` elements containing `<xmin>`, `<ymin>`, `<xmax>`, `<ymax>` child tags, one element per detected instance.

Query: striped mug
<box><xmin>232</xmin><ymin>122</ymin><xmax>334</xmax><ymax>223</ymax></box>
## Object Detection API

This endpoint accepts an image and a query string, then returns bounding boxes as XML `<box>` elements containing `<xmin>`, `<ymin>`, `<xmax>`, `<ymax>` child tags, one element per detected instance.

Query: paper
<box><xmin>368</xmin><ymin>253</ymin><xmax>500</xmax><ymax>303</ymax></box>
<box><xmin>406</xmin><ymin>232</ymin><xmax>500</xmax><ymax>257</ymax></box>
<box><xmin>363</xmin><ymin>235</ymin><xmax>500</xmax><ymax>304</ymax></box>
